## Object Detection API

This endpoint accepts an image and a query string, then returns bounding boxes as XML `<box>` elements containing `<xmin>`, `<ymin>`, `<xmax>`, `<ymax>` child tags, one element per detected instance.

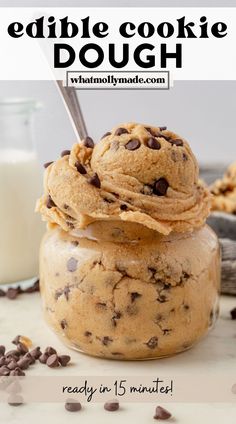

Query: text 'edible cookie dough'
<box><xmin>36</xmin><ymin>123</ymin><xmax>211</xmax><ymax>235</ymax></box>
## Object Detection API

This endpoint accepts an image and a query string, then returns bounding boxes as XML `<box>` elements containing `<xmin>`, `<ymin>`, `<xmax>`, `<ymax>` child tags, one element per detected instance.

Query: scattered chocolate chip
<box><xmin>183</xmin><ymin>153</ymin><xmax>188</xmax><ymax>161</ymax></box>
<box><xmin>71</xmin><ymin>240</ymin><xmax>79</xmax><ymax>247</ymax></box>
<box><xmin>0</xmin><ymin>345</ymin><xmax>5</xmax><ymax>356</ymax></box>
<box><xmin>39</xmin><ymin>353</ymin><xmax>49</xmax><ymax>364</ymax></box>
<box><xmin>0</xmin><ymin>366</ymin><xmax>10</xmax><ymax>376</ymax></box>
<box><xmin>157</xmin><ymin>295</ymin><xmax>167</xmax><ymax>303</ymax></box>
<box><xmin>101</xmin><ymin>131</ymin><xmax>111</xmax><ymax>139</ymax></box>
<box><xmin>102</xmin><ymin>337</ymin><xmax>113</xmax><ymax>346</ymax></box>
<box><xmin>6</xmin><ymin>288</ymin><xmax>19</xmax><ymax>300</ymax></box>
<box><xmin>43</xmin><ymin>161</ymin><xmax>53</xmax><ymax>169</ymax></box>
<box><xmin>6</xmin><ymin>350</ymin><xmax>21</xmax><ymax>358</ymax></box>
<box><xmin>30</xmin><ymin>347</ymin><xmax>42</xmax><ymax>360</ymax></box>
<box><xmin>24</xmin><ymin>279</ymin><xmax>40</xmax><ymax>293</ymax></box>
<box><xmin>120</xmin><ymin>204</ymin><xmax>128</xmax><ymax>211</ymax></box>
<box><xmin>60</xmin><ymin>320</ymin><xmax>68</xmax><ymax>330</ymax></box>
<box><xmin>168</xmin><ymin>138</ymin><xmax>183</xmax><ymax>147</ymax></box>
<box><xmin>7</xmin><ymin>360</ymin><xmax>17</xmax><ymax>370</ymax></box>
<box><xmin>45</xmin><ymin>347</ymin><xmax>57</xmax><ymax>356</ymax></box>
<box><xmin>159</xmin><ymin>126</ymin><xmax>167</xmax><ymax>131</ymax></box>
<box><xmin>65</xmin><ymin>399</ymin><xmax>82</xmax><ymax>412</ymax></box>
<box><xmin>154</xmin><ymin>406</ymin><xmax>172</xmax><ymax>420</ymax></box>
<box><xmin>104</xmin><ymin>399</ymin><xmax>119</xmax><ymax>411</ymax></box>
<box><xmin>10</xmin><ymin>368</ymin><xmax>25</xmax><ymax>376</ymax></box>
<box><xmin>17</xmin><ymin>342</ymin><xmax>28</xmax><ymax>355</ymax></box>
<box><xmin>67</xmin><ymin>257</ymin><xmax>78</xmax><ymax>273</ymax></box>
<box><xmin>104</xmin><ymin>197</ymin><xmax>114</xmax><ymax>203</ymax></box>
<box><xmin>130</xmin><ymin>292</ymin><xmax>142</xmax><ymax>303</ymax></box>
<box><xmin>46</xmin><ymin>195</ymin><xmax>56</xmax><ymax>209</ymax></box>
<box><xmin>0</xmin><ymin>357</ymin><xmax>6</xmax><ymax>366</ymax></box>
<box><xmin>112</xmin><ymin>312</ymin><xmax>122</xmax><ymax>327</ymax></box>
<box><xmin>83</xmin><ymin>136</ymin><xmax>94</xmax><ymax>148</ymax></box>
<box><xmin>183</xmin><ymin>304</ymin><xmax>190</xmax><ymax>310</ymax></box>
<box><xmin>58</xmin><ymin>355</ymin><xmax>71</xmax><ymax>367</ymax></box>
<box><xmin>8</xmin><ymin>394</ymin><xmax>24</xmax><ymax>406</ymax></box>
<box><xmin>115</xmin><ymin>127</ymin><xmax>129</xmax><ymax>136</ymax></box>
<box><xmin>146</xmin><ymin>337</ymin><xmax>158</xmax><ymax>349</ymax></box>
<box><xmin>46</xmin><ymin>354</ymin><xmax>59</xmax><ymax>368</ymax></box>
<box><xmin>147</xmin><ymin>137</ymin><xmax>161</xmax><ymax>150</ymax></box>
<box><xmin>89</xmin><ymin>173</ymin><xmax>101</xmax><ymax>188</ymax></box>
<box><xmin>17</xmin><ymin>357</ymin><xmax>31</xmax><ymax>370</ymax></box>
<box><xmin>125</xmin><ymin>139</ymin><xmax>141</xmax><ymax>151</ymax></box>
<box><xmin>96</xmin><ymin>302</ymin><xmax>107</xmax><ymax>309</ymax></box>
<box><xmin>230</xmin><ymin>307</ymin><xmax>236</xmax><ymax>320</ymax></box>
<box><xmin>0</xmin><ymin>289</ymin><xmax>6</xmax><ymax>297</ymax></box>
<box><xmin>55</xmin><ymin>289</ymin><xmax>63</xmax><ymax>300</ymax></box>
<box><xmin>153</xmin><ymin>178</ymin><xmax>169</xmax><ymax>196</ymax></box>
<box><xmin>84</xmin><ymin>331</ymin><xmax>92</xmax><ymax>337</ymax></box>
<box><xmin>61</xmin><ymin>150</ymin><xmax>71</xmax><ymax>157</ymax></box>
<box><xmin>23</xmin><ymin>352</ymin><xmax>35</xmax><ymax>365</ymax></box>
<box><xmin>75</xmin><ymin>161</ymin><xmax>87</xmax><ymax>175</ymax></box>
<box><xmin>12</xmin><ymin>336</ymin><xmax>21</xmax><ymax>346</ymax></box>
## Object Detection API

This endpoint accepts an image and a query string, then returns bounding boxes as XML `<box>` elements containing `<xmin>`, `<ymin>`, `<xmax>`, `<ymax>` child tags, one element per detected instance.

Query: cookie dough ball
<box><xmin>211</xmin><ymin>161</ymin><xmax>236</xmax><ymax>213</ymax></box>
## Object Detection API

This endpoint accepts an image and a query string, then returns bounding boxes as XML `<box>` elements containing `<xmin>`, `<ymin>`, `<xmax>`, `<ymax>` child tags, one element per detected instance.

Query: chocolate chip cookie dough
<box><xmin>37</xmin><ymin>122</ymin><xmax>220</xmax><ymax>360</ymax></box>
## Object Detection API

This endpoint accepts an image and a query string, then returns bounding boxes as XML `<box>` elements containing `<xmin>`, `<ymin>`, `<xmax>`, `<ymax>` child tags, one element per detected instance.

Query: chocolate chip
<box><xmin>10</xmin><ymin>367</ymin><xmax>25</xmax><ymax>376</ymax></box>
<box><xmin>157</xmin><ymin>295</ymin><xmax>167</xmax><ymax>303</ymax></box>
<box><xmin>43</xmin><ymin>161</ymin><xmax>53</xmax><ymax>169</ymax></box>
<box><xmin>64</xmin><ymin>286</ymin><xmax>70</xmax><ymax>301</ymax></box>
<box><xmin>17</xmin><ymin>342</ymin><xmax>28</xmax><ymax>355</ymax></box>
<box><xmin>120</xmin><ymin>204</ymin><xmax>128</xmax><ymax>211</ymax></box>
<box><xmin>159</xmin><ymin>126</ymin><xmax>167</xmax><ymax>131</ymax></box>
<box><xmin>89</xmin><ymin>173</ymin><xmax>101</xmax><ymax>188</ymax></box>
<box><xmin>115</xmin><ymin>127</ymin><xmax>129</xmax><ymax>136</ymax></box>
<box><xmin>230</xmin><ymin>307</ymin><xmax>236</xmax><ymax>320</ymax></box>
<box><xmin>183</xmin><ymin>153</ymin><xmax>188</xmax><ymax>161</ymax></box>
<box><xmin>30</xmin><ymin>347</ymin><xmax>42</xmax><ymax>360</ymax></box>
<box><xmin>7</xmin><ymin>360</ymin><xmax>17</xmax><ymax>370</ymax></box>
<box><xmin>55</xmin><ymin>289</ymin><xmax>63</xmax><ymax>300</ymax></box>
<box><xmin>125</xmin><ymin>139</ymin><xmax>141</xmax><ymax>151</ymax></box>
<box><xmin>65</xmin><ymin>399</ymin><xmax>82</xmax><ymax>412</ymax></box>
<box><xmin>24</xmin><ymin>279</ymin><xmax>40</xmax><ymax>293</ymax></box>
<box><xmin>104</xmin><ymin>197</ymin><xmax>114</xmax><ymax>203</ymax></box>
<box><xmin>8</xmin><ymin>394</ymin><xmax>24</xmax><ymax>406</ymax></box>
<box><xmin>12</xmin><ymin>336</ymin><xmax>21</xmax><ymax>346</ymax></box>
<box><xmin>147</xmin><ymin>137</ymin><xmax>161</xmax><ymax>150</ymax></box>
<box><xmin>0</xmin><ymin>345</ymin><xmax>5</xmax><ymax>356</ymax></box>
<box><xmin>146</xmin><ymin>336</ymin><xmax>158</xmax><ymax>349</ymax></box>
<box><xmin>130</xmin><ymin>292</ymin><xmax>142</xmax><ymax>303</ymax></box>
<box><xmin>0</xmin><ymin>288</ymin><xmax>5</xmax><ymax>297</ymax></box>
<box><xmin>104</xmin><ymin>399</ymin><xmax>119</xmax><ymax>411</ymax></box>
<box><xmin>46</xmin><ymin>354</ymin><xmax>59</xmax><ymax>368</ymax></box>
<box><xmin>39</xmin><ymin>353</ymin><xmax>49</xmax><ymax>364</ymax></box>
<box><xmin>153</xmin><ymin>178</ymin><xmax>169</xmax><ymax>196</ymax></box>
<box><xmin>60</xmin><ymin>319</ymin><xmax>68</xmax><ymax>330</ymax></box>
<box><xmin>101</xmin><ymin>131</ymin><xmax>111</xmax><ymax>139</ymax></box>
<box><xmin>154</xmin><ymin>406</ymin><xmax>172</xmax><ymax>420</ymax></box>
<box><xmin>17</xmin><ymin>357</ymin><xmax>31</xmax><ymax>370</ymax></box>
<box><xmin>58</xmin><ymin>355</ymin><xmax>71</xmax><ymax>367</ymax></box>
<box><xmin>6</xmin><ymin>350</ymin><xmax>21</xmax><ymax>358</ymax></box>
<box><xmin>6</xmin><ymin>288</ymin><xmax>19</xmax><ymax>300</ymax></box>
<box><xmin>112</xmin><ymin>312</ymin><xmax>122</xmax><ymax>327</ymax></box>
<box><xmin>75</xmin><ymin>161</ymin><xmax>87</xmax><ymax>175</ymax></box>
<box><xmin>0</xmin><ymin>366</ymin><xmax>10</xmax><ymax>376</ymax></box>
<box><xmin>61</xmin><ymin>150</ymin><xmax>71</xmax><ymax>157</ymax></box>
<box><xmin>23</xmin><ymin>352</ymin><xmax>35</xmax><ymax>365</ymax></box>
<box><xmin>168</xmin><ymin>138</ymin><xmax>183</xmax><ymax>147</ymax></box>
<box><xmin>145</xmin><ymin>127</ymin><xmax>159</xmax><ymax>137</ymax></box>
<box><xmin>0</xmin><ymin>357</ymin><xmax>5</xmax><ymax>366</ymax></box>
<box><xmin>46</xmin><ymin>195</ymin><xmax>56</xmax><ymax>209</ymax></box>
<box><xmin>67</xmin><ymin>257</ymin><xmax>78</xmax><ymax>272</ymax></box>
<box><xmin>84</xmin><ymin>331</ymin><xmax>92</xmax><ymax>337</ymax></box>
<box><xmin>102</xmin><ymin>337</ymin><xmax>113</xmax><ymax>346</ymax></box>
<box><xmin>183</xmin><ymin>304</ymin><xmax>190</xmax><ymax>310</ymax></box>
<box><xmin>83</xmin><ymin>136</ymin><xmax>94</xmax><ymax>148</ymax></box>
<box><xmin>45</xmin><ymin>347</ymin><xmax>57</xmax><ymax>356</ymax></box>
<box><xmin>71</xmin><ymin>240</ymin><xmax>79</xmax><ymax>247</ymax></box>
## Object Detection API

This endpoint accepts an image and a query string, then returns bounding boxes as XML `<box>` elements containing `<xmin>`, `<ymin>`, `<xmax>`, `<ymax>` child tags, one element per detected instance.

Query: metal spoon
<box><xmin>56</xmin><ymin>81</ymin><xmax>88</xmax><ymax>140</ymax></box>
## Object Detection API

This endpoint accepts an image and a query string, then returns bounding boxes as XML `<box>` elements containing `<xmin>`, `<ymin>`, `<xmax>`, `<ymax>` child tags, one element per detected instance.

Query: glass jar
<box><xmin>40</xmin><ymin>221</ymin><xmax>220</xmax><ymax>360</ymax></box>
<box><xmin>0</xmin><ymin>98</ymin><xmax>45</xmax><ymax>284</ymax></box>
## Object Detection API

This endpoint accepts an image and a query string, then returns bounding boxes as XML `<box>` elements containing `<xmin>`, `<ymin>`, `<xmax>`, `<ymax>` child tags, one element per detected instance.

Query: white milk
<box><xmin>0</xmin><ymin>149</ymin><xmax>45</xmax><ymax>283</ymax></box>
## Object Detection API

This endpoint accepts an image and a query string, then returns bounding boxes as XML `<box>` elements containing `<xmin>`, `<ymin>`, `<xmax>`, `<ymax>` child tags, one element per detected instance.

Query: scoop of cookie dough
<box><xmin>36</xmin><ymin>123</ymin><xmax>211</xmax><ymax>235</ymax></box>
<box><xmin>211</xmin><ymin>161</ymin><xmax>236</xmax><ymax>214</ymax></box>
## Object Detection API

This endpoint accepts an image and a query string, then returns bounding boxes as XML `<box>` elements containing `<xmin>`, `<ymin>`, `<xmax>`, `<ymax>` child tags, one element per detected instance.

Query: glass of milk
<box><xmin>0</xmin><ymin>98</ymin><xmax>45</xmax><ymax>284</ymax></box>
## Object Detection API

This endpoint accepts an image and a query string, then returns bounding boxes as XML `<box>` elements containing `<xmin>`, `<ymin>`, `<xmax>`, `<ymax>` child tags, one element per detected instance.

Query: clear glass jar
<box><xmin>40</xmin><ymin>221</ymin><xmax>220</xmax><ymax>360</ymax></box>
<box><xmin>0</xmin><ymin>98</ymin><xmax>45</xmax><ymax>284</ymax></box>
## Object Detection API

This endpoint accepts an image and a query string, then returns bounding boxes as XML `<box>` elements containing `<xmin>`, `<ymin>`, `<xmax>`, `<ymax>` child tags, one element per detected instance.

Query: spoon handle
<box><xmin>56</xmin><ymin>80</ymin><xmax>88</xmax><ymax>140</ymax></box>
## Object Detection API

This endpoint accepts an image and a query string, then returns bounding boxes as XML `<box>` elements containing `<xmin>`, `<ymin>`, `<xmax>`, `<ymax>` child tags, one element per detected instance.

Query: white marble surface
<box><xmin>0</xmin><ymin>293</ymin><xmax>235</xmax><ymax>423</ymax></box>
